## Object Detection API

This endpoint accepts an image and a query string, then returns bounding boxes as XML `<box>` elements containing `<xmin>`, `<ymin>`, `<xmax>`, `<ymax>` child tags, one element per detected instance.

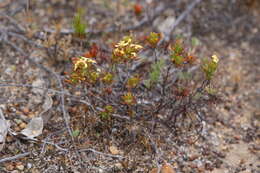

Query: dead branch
<box><xmin>0</xmin><ymin>12</ymin><xmax>26</xmax><ymax>32</ymax></box>
<box><xmin>0</xmin><ymin>152</ymin><xmax>31</xmax><ymax>163</ymax></box>
<box><xmin>160</xmin><ymin>0</ymin><xmax>203</xmax><ymax>44</ymax></box>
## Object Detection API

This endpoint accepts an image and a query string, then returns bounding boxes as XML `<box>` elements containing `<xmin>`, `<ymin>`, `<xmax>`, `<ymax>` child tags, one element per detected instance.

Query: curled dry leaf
<box><xmin>21</xmin><ymin>116</ymin><xmax>43</xmax><ymax>139</ymax></box>
<box><xmin>0</xmin><ymin>108</ymin><xmax>9</xmax><ymax>151</ymax></box>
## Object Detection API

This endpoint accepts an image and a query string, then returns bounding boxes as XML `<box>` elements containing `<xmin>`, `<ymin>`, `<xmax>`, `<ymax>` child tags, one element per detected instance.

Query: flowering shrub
<box><xmin>66</xmin><ymin>33</ymin><xmax>220</xmax><ymax>138</ymax></box>
<box><xmin>112</xmin><ymin>36</ymin><xmax>143</xmax><ymax>63</ymax></box>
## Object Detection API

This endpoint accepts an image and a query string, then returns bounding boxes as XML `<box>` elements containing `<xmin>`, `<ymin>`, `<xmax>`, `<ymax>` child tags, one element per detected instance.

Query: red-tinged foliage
<box><xmin>185</xmin><ymin>55</ymin><xmax>197</xmax><ymax>64</ymax></box>
<box><xmin>103</xmin><ymin>87</ymin><xmax>113</xmax><ymax>95</ymax></box>
<box><xmin>134</xmin><ymin>4</ymin><xmax>143</xmax><ymax>16</ymax></box>
<box><xmin>83</xmin><ymin>43</ymin><xmax>99</xmax><ymax>58</ymax></box>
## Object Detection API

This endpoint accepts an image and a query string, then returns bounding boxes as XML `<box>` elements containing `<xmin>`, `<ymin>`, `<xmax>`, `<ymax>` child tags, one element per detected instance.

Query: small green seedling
<box><xmin>73</xmin><ymin>9</ymin><xmax>87</xmax><ymax>38</ymax></box>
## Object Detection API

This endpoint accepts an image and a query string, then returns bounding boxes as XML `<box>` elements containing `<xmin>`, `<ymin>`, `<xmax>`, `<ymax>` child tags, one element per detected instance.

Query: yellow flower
<box><xmin>130</xmin><ymin>44</ymin><xmax>143</xmax><ymax>50</ymax></box>
<box><xmin>74</xmin><ymin>56</ymin><xmax>97</xmax><ymax>71</ymax></box>
<box><xmin>115</xmin><ymin>37</ymin><xmax>132</xmax><ymax>47</ymax></box>
<box><xmin>112</xmin><ymin>36</ymin><xmax>143</xmax><ymax>63</ymax></box>
<box><xmin>122</xmin><ymin>92</ymin><xmax>135</xmax><ymax>105</ymax></box>
<box><xmin>211</xmin><ymin>55</ymin><xmax>219</xmax><ymax>64</ymax></box>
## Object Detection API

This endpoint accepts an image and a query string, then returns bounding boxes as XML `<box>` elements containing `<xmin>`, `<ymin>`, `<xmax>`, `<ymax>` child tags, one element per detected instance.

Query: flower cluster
<box><xmin>112</xmin><ymin>36</ymin><xmax>143</xmax><ymax>63</ymax></box>
<box><xmin>202</xmin><ymin>55</ymin><xmax>219</xmax><ymax>80</ymax></box>
<box><xmin>68</xmin><ymin>56</ymin><xmax>101</xmax><ymax>84</ymax></box>
<box><xmin>122</xmin><ymin>92</ymin><xmax>136</xmax><ymax>105</ymax></box>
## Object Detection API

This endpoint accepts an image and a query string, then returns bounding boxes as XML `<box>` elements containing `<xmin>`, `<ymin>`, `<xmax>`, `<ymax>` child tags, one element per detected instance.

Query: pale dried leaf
<box><xmin>42</xmin><ymin>94</ymin><xmax>53</xmax><ymax>112</ymax></box>
<box><xmin>0</xmin><ymin>108</ymin><xmax>9</xmax><ymax>151</ymax></box>
<box><xmin>32</xmin><ymin>78</ymin><xmax>45</xmax><ymax>95</ymax></box>
<box><xmin>41</xmin><ymin>95</ymin><xmax>53</xmax><ymax>124</ymax></box>
<box><xmin>21</xmin><ymin>116</ymin><xmax>43</xmax><ymax>139</ymax></box>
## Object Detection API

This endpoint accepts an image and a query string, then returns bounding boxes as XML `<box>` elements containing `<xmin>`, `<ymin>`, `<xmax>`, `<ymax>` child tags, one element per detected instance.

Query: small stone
<box><xmin>197</xmin><ymin>166</ymin><xmax>205</xmax><ymax>172</ymax></box>
<box><xmin>75</xmin><ymin>91</ymin><xmax>81</xmax><ymax>96</ymax></box>
<box><xmin>189</xmin><ymin>163</ymin><xmax>197</xmax><ymax>169</ymax></box>
<box><xmin>28</xmin><ymin>113</ymin><xmax>35</xmax><ymax>118</ymax></box>
<box><xmin>11</xmin><ymin>170</ymin><xmax>19</xmax><ymax>173</ymax></box>
<box><xmin>161</xmin><ymin>163</ymin><xmax>176</xmax><ymax>173</ymax></box>
<box><xmin>22</xmin><ymin>107</ymin><xmax>30</xmax><ymax>114</ymax></box>
<box><xmin>109</xmin><ymin>145</ymin><xmax>120</xmax><ymax>155</ymax></box>
<box><xmin>14</xmin><ymin>126</ymin><xmax>20</xmax><ymax>132</ymax></box>
<box><xmin>31</xmin><ymin>168</ymin><xmax>40</xmax><ymax>173</ymax></box>
<box><xmin>27</xmin><ymin>163</ymin><xmax>32</xmax><ymax>169</ymax></box>
<box><xmin>15</xmin><ymin>111</ymin><xmax>22</xmax><ymax>116</ymax></box>
<box><xmin>149</xmin><ymin>168</ymin><xmax>158</xmax><ymax>173</ymax></box>
<box><xmin>5</xmin><ymin>163</ymin><xmax>14</xmax><ymax>171</ymax></box>
<box><xmin>16</xmin><ymin>164</ymin><xmax>24</xmax><ymax>171</ymax></box>
<box><xmin>189</xmin><ymin>154</ymin><xmax>199</xmax><ymax>161</ymax></box>
<box><xmin>114</xmin><ymin>162</ymin><xmax>123</xmax><ymax>169</ymax></box>
<box><xmin>32</xmin><ymin>79</ymin><xmax>45</xmax><ymax>95</ymax></box>
<box><xmin>14</xmin><ymin>119</ymin><xmax>22</xmax><ymax>124</ymax></box>
<box><xmin>19</xmin><ymin>122</ymin><xmax>27</xmax><ymax>129</ymax></box>
<box><xmin>6</xmin><ymin>136</ymin><xmax>14</xmax><ymax>142</ymax></box>
<box><xmin>234</xmin><ymin>135</ymin><xmax>241</xmax><ymax>140</ymax></box>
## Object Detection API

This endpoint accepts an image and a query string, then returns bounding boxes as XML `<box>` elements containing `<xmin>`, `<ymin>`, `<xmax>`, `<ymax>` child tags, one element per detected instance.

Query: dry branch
<box><xmin>160</xmin><ymin>0</ymin><xmax>203</xmax><ymax>44</ymax></box>
<box><xmin>0</xmin><ymin>152</ymin><xmax>31</xmax><ymax>163</ymax></box>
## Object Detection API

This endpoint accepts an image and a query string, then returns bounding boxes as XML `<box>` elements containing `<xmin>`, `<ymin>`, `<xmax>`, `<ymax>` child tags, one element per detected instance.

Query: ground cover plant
<box><xmin>0</xmin><ymin>0</ymin><xmax>259</xmax><ymax>172</ymax></box>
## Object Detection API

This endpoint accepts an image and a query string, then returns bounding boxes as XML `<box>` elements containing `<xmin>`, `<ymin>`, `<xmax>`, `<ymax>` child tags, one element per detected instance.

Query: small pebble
<box><xmin>28</xmin><ymin>113</ymin><xmax>35</xmax><ymax>118</ymax></box>
<box><xmin>109</xmin><ymin>145</ymin><xmax>120</xmax><ymax>155</ymax></box>
<box><xmin>115</xmin><ymin>162</ymin><xmax>123</xmax><ymax>169</ymax></box>
<box><xmin>16</xmin><ymin>164</ymin><xmax>24</xmax><ymax>171</ymax></box>
<box><xmin>22</xmin><ymin>107</ymin><xmax>30</xmax><ymax>114</ymax></box>
<box><xmin>19</xmin><ymin>122</ymin><xmax>27</xmax><ymax>129</ymax></box>
<box><xmin>5</xmin><ymin>163</ymin><xmax>14</xmax><ymax>171</ymax></box>
<box><xmin>27</xmin><ymin>163</ymin><xmax>32</xmax><ymax>169</ymax></box>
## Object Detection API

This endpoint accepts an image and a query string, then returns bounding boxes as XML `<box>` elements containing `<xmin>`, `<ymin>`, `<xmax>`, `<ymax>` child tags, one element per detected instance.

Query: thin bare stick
<box><xmin>160</xmin><ymin>0</ymin><xmax>203</xmax><ymax>43</ymax></box>
<box><xmin>7</xmin><ymin>31</ymin><xmax>45</xmax><ymax>49</ymax></box>
<box><xmin>0</xmin><ymin>152</ymin><xmax>30</xmax><ymax>163</ymax></box>
<box><xmin>0</xmin><ymin>83</ymin><xmax>64</xmax><ymax>95</ymax></box>
<box><xmin>79</xmin><ymin>148</ymin><xmax>125</xmax><ymax>159</ymax></box>
<box><xmin>41</xmin><ymin>140</ymin><xmax>68</xmax><ymax>152</ymax></box>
